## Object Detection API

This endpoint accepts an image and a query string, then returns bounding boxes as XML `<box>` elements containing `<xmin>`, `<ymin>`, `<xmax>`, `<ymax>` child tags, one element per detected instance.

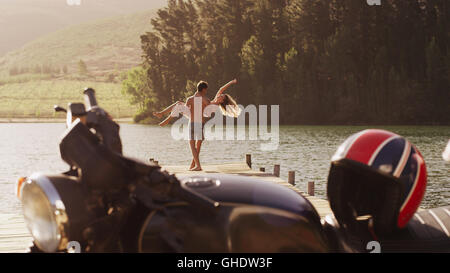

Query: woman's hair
<box><xmin>219</xmin><ymin>94</ymin><xmax>241</xmax><ymax>118</ymax></box>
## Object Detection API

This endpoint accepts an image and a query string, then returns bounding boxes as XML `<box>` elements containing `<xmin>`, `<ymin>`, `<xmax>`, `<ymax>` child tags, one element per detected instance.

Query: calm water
<box><xmin>0</xmin><ymin>123</ymin><xmax>448</xmax><ymax>215</ymax></box>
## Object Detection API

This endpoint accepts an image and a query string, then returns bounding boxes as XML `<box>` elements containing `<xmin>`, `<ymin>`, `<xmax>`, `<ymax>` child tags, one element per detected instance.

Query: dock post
<box><xmin>259</xmin><ymin>167</ymin><xmax>265</xmax><ymax>172</ymax></box>
<box><xmin>246</xmin><ymin>154</ymin><xmax>252</xmax><ymax>168</ymax></box>
<box><xmin>308</xmin><ymin>181</ymin><xmax>315</xmax><ymax>196</ymax></box>
<box><xmin>274</xmin><ymin>164</ymin><xmax>280</xmax><ymax>177</ymax></box>
<box><xmin>288</xmin><ymin>171</ymin><xmax>295</xmax><ymax>186</ymax></box>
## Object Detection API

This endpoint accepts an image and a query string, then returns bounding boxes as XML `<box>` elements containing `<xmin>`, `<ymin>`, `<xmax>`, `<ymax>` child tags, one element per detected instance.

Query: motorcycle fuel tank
<box><xmin>138</xmin><ymin>174</ymin><xmax>330</xmax><ymax>253</ymax></box>
<box><xmin>179</xmin><ymin>174</ymin><xmax>321</xmax><ymax>220</ymax></box>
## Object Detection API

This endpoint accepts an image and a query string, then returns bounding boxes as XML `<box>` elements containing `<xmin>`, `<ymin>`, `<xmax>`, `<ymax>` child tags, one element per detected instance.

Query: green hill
<box><xmin>0</xmin><ymin>0</ymin><xmax>167</xmax><ymax>56</ymax></box>
<box><xmin>0</xmin><ymin>9</ymin><xmax>156</xmax><ymax>78</ymax></box>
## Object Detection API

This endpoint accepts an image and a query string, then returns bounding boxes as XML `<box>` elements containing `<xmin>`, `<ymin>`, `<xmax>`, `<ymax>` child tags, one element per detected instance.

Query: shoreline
<box><xmin>0</xmin><ymin>118</ymin><xmax>449</xmax><ymax>127</ymax></box>
<box><xmin>0</xmin><ymin>117</ymin><xmax>134</xmax><ymax>123</ymax></box>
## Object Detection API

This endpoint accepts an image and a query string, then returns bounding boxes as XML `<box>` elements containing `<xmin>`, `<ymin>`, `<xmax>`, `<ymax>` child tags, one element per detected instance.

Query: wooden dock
<box><xmin>0</xmin><ymin>160</ymin><xmax>332</xmax><ymax>253</ymax></box>
<box><xmin>0</xmin><ymin>214</ymin><xmax>32</xmax><ymax>253</ymax></box>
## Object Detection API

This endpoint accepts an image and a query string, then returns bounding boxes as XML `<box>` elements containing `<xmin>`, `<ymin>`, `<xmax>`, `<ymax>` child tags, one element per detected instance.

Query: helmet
<box><xmin>327</xmin><ymin>129</ymin><xmax>427</xmax><ymax>235</ymax></box>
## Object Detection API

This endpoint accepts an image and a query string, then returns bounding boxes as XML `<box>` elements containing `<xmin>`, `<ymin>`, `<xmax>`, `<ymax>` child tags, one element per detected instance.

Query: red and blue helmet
<box><xmin>327</xmin><ymin>129</ymin><xmax>427</xmax><ymax>234</ymax></box>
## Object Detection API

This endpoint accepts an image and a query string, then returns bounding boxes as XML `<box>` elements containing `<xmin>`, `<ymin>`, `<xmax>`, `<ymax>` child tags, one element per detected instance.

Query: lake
<box><xmin>0</xmin><ymin>123</ymin><xmax>448</xmax><ymax>215</ymax></box>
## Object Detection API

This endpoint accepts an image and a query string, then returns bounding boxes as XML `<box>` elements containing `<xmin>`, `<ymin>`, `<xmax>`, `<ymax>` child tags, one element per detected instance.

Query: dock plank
<box><xmin>0</xmin><ymin>214</ymin><xmax>32</xmax><ymax>253</ymax></box>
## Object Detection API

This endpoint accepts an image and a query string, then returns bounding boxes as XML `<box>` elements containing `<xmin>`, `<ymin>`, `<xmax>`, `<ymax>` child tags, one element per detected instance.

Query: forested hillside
<box><xmin>123</xmin><ymin>0</ymin><xmax>449</xmax><ymax>125</ymax></box>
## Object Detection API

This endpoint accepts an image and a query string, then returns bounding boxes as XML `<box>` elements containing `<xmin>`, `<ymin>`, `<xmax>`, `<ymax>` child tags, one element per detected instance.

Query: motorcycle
<box><xmin>15</xmin><ymin>88</ymin><xmax>450</xmax><ymax>253</ymax></box>
<box><xmin>16</xmin><ymin>88</ymin><xmax>333</xmax><ymax>253</ymax></box>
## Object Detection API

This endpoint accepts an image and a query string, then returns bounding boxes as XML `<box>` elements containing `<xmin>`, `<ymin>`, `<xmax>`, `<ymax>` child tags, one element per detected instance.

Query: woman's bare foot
<box><xmin>191</xmin><ymin>167</ymin><xmax>203</xmax><ymax>171</ymax></box>
<box><xmin>153</xmin><ymin>111</ymin><xmax>163</xmax><ymax>119</ymax></box>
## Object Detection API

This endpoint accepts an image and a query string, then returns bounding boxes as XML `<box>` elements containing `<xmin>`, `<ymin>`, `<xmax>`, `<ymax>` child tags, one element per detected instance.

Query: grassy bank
<box><xmin>0</xmin><ymin>80</ymin><xmax>137</xmax><ymax>119</ymax></box>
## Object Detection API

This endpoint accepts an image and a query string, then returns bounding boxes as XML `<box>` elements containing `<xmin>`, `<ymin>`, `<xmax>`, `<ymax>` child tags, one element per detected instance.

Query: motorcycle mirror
<box><xmin>54</xmin><ymin>105</ymin><xmax>67</xmax><ymax>113</ymax></box>
<box><xmin>68</xmin><ymin>103</ymin><xmax>87</xmax><ymax>116</ymax></box>
<box><xmin>443</xmin><ymin>140</ymin><xmax>450</xmax><ymax>162</ymax></box>
<box><xmin>83</xmin><ymin>87</ymin><xmax>98</xmax><ymax>110</ymax></box>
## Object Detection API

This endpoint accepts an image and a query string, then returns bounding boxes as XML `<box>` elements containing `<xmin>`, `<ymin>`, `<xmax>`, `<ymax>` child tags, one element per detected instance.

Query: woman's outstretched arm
<box><xmin>213</xmin><ymin>79</ymin><xmax>237</xmax><ymax>101</ymax></box>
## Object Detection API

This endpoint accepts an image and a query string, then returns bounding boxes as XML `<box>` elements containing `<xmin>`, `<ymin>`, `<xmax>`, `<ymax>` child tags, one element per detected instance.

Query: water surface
<box><xmin>0</xmin><ymin>123</ymin><xmax>448</xmax><ymax>215</ymax></box>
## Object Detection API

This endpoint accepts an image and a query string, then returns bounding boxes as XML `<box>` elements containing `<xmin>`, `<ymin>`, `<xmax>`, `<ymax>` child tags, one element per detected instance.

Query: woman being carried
<box><xmin>153</xmin><ymin>79</ymin><xmax>241</xmax><ymax>170</ymax></box>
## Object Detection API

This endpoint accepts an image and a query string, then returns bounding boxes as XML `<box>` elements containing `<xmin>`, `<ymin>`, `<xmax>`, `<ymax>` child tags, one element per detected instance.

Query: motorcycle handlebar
<box><xmin>83</xmin><ymin>87</ymin><xmax>98</xmax><ymax>109</ymax></box>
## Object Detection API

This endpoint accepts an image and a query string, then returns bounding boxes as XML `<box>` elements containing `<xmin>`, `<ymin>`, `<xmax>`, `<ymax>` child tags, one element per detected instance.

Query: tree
<box><xmin>125</xmin><ymin>0</ymin><xmax>449</xmax><ymax>125</ymax></box>
<box><xmin>121</xmin><ymin>66</ymin><xmax>155</xmax><ymax>122</ymax></box>
<box><xmin>78</xmin><ymin>59</ymin><xmax>88</xmax><ymax>75</ymax></box>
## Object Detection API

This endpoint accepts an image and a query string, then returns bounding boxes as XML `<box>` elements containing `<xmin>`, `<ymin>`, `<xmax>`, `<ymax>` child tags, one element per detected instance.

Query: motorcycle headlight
<box><xmin>20</xmin><ymin>174</ymin><xmax>70</xmax><ymax>252</ymax></box>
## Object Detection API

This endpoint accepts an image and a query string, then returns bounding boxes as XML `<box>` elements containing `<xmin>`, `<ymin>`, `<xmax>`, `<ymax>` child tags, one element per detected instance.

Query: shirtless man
<box><xmin>184</xmin><ymin>81</ymin><xmax>210</xmax><ymax>171</ymax></box>
<box><xmin>153</xmin><ymin>79</ymin><xmax>238</xmax><ymax>171</ymax></box>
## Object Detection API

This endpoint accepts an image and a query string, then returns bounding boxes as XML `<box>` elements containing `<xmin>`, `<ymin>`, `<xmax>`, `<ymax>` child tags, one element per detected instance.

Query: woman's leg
<box><xmin>153</xmin><ymin>101</ymin><xmax>184</xmax><ymax>119</ymax></box>
<box><xmin>155</xmin><ymin>101</ymin><xmax>185</xmax><ymax>126</ymax></box>
<box><xmin>159</xmin><ymin>115</ymin><xmax>173</xmax><ymax>126</ymax></box>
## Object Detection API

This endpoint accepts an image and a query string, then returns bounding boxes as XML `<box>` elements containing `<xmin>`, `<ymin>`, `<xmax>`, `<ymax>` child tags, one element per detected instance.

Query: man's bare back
<box><xmin>186</xmin><ymin>94</ymin><xmax>210</xmax><ymax>123</ymax></box>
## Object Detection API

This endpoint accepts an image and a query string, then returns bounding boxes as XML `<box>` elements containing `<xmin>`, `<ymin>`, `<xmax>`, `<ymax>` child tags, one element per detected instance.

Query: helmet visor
<box><xmin>327</xmin><ymin>159</ymin><xmax>405</xmax><ymax>234</ymax></box>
